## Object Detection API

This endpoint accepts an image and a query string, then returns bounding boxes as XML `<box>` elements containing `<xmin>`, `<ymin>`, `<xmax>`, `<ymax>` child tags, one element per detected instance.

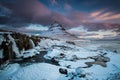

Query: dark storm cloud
<box><xmin>0</xmin><ymin>0</ymin><xmax>120</xmax><ymax>27</ymax></box>
<box><xmin>0</xmin><ymin>0</ymin><xmax>75</xmax><ymax>27</ymax></box>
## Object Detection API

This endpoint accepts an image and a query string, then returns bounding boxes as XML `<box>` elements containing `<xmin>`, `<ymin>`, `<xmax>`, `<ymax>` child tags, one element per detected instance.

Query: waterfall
<box><xmin>0</xmin><ymin>35</ymin><xmax>4</xmax><ymax>58</ymax></box>
<box><xmin>29</xmin><ymin>39</ymin><xmax>35</xmax><ymax>49</ymax></box>
<box><xmin>8</xmin><ymin>34</ymin><xmax>21</xmax><ymax>58</ymax></box>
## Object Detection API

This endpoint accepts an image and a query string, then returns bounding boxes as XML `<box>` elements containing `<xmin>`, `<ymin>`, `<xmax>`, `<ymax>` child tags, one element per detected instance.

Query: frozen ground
<box><xmin>74</xmin><ymin>40</ymin><xmax>120</xmax><ymax>53</ymax></box>
<box><xmin>0</xmin><ymin>38</ymin><xmax>120</xmax><ymax>80</ymax></box>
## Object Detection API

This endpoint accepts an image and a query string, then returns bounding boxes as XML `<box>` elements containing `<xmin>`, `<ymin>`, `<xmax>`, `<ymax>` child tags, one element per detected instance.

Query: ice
<box><xmin>29</xmin><ymin>39</ymin><xmax>35</xmax><ymax>48</ymax></box>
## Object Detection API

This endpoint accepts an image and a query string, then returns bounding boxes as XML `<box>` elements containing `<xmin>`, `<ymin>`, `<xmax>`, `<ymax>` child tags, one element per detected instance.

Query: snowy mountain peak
<box><xmin>39</xmin><ymin>22</ymin><xmax>77</xmax><ymax>40</ymax></box>
<box><xmin>49</xmin><ymin>22</ymin><xmax>65</xmax><ymax>31</ymax></box>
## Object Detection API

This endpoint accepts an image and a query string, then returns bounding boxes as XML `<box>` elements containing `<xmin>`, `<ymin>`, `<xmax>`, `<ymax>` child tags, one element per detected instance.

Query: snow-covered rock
<box><xmin>22</xmin><ymin>49</ymin><xmax>40</xmax><ymax>58</ymax></box>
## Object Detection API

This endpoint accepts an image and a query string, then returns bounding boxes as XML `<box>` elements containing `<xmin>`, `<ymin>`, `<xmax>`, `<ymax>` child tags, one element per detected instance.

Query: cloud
<box><xmin>90</xmin><ymin>10</ymin><xmax>120</xmax><ymax>23</ymax></box>
<box><xmin>25</xmin><ymin>24</ymin><xmax>48</xmax><ymax>31</ymax></box>
<box><xmin>67</xmin><ymin>11</ymin><xmax>91</xmax><ymax>26</ymax></box>
<box><xmin>102</xmin><ymin>13</ymin><xmax>120</xmax><ymax>20</ymax></box>
<box><xmin>15</xmin><ymin>0</ymin><xmax>51</xmax><ymax>18</ymax></box>
<box><xmin>64</xmin><ymin>4</ymin><xmax>72</xmax><ymax>11</ymax></box>
<box><xmin>90</xmin><ymin>11</ymin><xmax>102</xmax><ymax>17</ymax></box>
<box><xmin>0</xmin><ymin>5</ymin><xmax>12</xmax><ymax>17</ymax></box>
<box><xmin>12</xmin><ymin>24</ymin><xmax>49</xmax><ymax>33</ymax></box>
<box><xmin>1</xmin><ymin>0</ymin><xmax>120</xmax><ymax>29</ymax></box>
<box><xmin>50</xmin><ymin>0</ymin><xmax>58</xmax><ymax>6</ymax></box>
<box><xmin>98</xmin><ymin>12</ymin><xmax>112</xmax><ymax>19</ymax></box>
<box><xmin>51</xmin><ymin>12</ymin><xmax>74</xmax><ymax>27</ymax></box>
<box><xmin>67</xmin><ymin>25</ymin><xmax>88</xmax><ymax>36</ymax></box>
<box><xmin>1</xmin><ymin>0</ymin><xmax>75</xmax><ymax>26</ymax></box>
<box><xmin>1</xmin><ymin>0</ymin><xmax>51</xmax><ymax>23</ymax></box>
<box><xmin>68</xmin><ymin>25</ymin><xmax>119</xmax><ymax>39</ymax></box>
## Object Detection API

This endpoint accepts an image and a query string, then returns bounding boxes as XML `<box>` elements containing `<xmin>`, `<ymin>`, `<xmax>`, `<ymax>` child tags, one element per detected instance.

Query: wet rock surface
<box><xmin>85</xmin><ymin>55</ymin><xmax>110</xmax><ymax>68</ymax></box>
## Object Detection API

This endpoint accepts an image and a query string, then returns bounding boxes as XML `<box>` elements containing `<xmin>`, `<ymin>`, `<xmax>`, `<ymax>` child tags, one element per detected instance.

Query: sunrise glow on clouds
<box><xmin>90</xmin><ymin>10</ymin><xmax>120</xmax><ymax>22</ymax></box>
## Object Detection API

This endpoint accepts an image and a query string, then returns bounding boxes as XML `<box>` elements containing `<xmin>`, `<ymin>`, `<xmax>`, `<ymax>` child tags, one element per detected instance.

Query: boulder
<box><xmin>59</xmin><ymin>68</ymin><xmax>68</xmax><ymax>74</ymax></box>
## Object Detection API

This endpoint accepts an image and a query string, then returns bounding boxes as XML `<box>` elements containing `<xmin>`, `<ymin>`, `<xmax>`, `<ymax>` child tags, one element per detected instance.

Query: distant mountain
<box><xmin>39</xmin><ymin>22</ymin><xmax>78</xmax><ymax>40</ymax></box>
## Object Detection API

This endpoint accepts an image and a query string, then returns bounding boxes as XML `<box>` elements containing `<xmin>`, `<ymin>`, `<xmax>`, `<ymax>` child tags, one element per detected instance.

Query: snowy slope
<box><xmin>0</xmin><ymin>31</ymin><xmax>120</xmax><ymax>80</ymax></box>
<box><xmin>1</xmin><ymin>51</ymin><xmax>120</xmax><ymax>80</ymax></box>
<box><xmin>5</xmin><ymin>63</ymin><xmax>62</xmax><ymax>80</ymax></box>
<box><xmin>0</xmin><ymin>32</ymin><xmax>40</xmax><ymax>58</ymax></box>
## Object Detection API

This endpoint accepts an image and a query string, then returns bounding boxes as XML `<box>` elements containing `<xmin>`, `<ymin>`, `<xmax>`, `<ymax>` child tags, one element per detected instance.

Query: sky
<box><xmin>0</xmin><ymin>0</ymin><xmax>120</xmax><ymax>39</ymax></box>
<box><xmin>0</xmin><ymin>0</ymin><xmax>120</xmax><ymax>26</ymax></box>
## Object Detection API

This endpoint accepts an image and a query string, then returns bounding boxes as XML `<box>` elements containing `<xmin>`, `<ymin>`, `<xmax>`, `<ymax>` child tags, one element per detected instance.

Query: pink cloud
<box><xmin>90</xmin><ymin>10</ymin><xmax>120</xmax><ymax>23</ymax></box>
<box><xmin>90</xmin><ymin>11</ymin><xmax>102</xmax><ymax>17</ymax></box>
<box><xmin>67</xmin><ymin>11</ymin><xmax>92</xmax><ymax>25</ymax></box>
<box><xmin>102</xmin><ymin>13</ymin><xmax>120</xmax><ymax>20</ymax></box>
<box><xmin>14</xmin><ymin>0</ymin><xmax>51</xmax><ymax>18</ymax></box>
<box><xmin>98</xmin><ymin>12</ymin><xmax>112</xmax><ymax>18</ymax></box>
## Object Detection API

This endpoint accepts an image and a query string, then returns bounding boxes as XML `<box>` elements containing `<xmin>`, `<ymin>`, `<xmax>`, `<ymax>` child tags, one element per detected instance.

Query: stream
<box><xmin>12</xmin><ymin>51</ymin><xmax>59</xmax><ymax>67</ymax></box>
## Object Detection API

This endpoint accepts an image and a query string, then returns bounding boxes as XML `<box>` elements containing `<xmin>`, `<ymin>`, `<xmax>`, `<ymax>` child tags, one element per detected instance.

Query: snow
<box><xmin>22</xmin><ymin>48</ymin><xmax>40</xmax><ymax>58</ymax></box>
<box><xmin>38</xmin><ymin>38</ymin><xmax>65</xmax><ymax>49</ymax></box>
<box><xmin>1</xmin><ymin>40</ymin><xmax>120</xmax><ymax>80</ymax></box>
<box><xmin>84</xmin><ymin>63</ymin><xmax>120</xmax><ymax>79</ymax></box>
<box><xmin>21</xmin><ymin>39</ymin><xmax>62</xmax><ymax>58</ymax></box>
<box><xmin>59</xmin><ymin>59</ymin><xmax>94</xmax><ymax>69</ymax></box>
<box><xmin>38</xmin><ymin>22</ymin><xmax>77</xmax><ymax>40</ymax></box>
<box><xmin>8</xmin><ymin>63</ymin><xmax>62</xmax><ymax>80</ymax></box>
<box><xmin>43</xmin><ymin>40</ymin><xmax>120</xmax><ymax>79</ymax></box>
<box><xmin>0</xmin><ymin>63</ymin><xmax>20</xmax><ymax>80</ymax></box>
<box><xmin>0</xmin><ymin>31</ymin><xmax>120</xmax><ymax>80</ymax></box>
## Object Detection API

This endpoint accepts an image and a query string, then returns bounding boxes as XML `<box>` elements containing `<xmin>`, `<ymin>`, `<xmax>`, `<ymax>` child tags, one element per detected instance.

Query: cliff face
<box><xmin>0</xmin><ymin>31</ymin><xmax>41</xmax><ymax>58</ymax></box>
